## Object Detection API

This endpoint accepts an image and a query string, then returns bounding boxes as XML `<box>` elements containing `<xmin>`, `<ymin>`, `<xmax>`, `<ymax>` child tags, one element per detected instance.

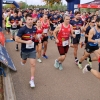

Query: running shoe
<box><xmin>54</xmin><ymin>60</ymin><xmax>59</xmax><ymax>68</ymax></box>
<box><xmin>15</xmin><ymin>45</ymin><xmax>19</xmax><ymax>51</ymax></box>
<box><xmin>87</xmin><ymin>58</ymin><xmax>92</xmax><ymax>67</ymax></box>
<box><xmin>21</xmin><ymin>62</ymin><xmax>25</xmax><ymax>66</ymax></box>
<box><xmin>83</xmin><ymin>64</ymin><xmax>90</xmax><ymax>73</ymax></box>
<box><xmin>59</xmin><ymin>63</ymin><xmax>63</xmax><ymax>70</ymax></box>
<box><xmin>37</xmin><ymin>59</ymin><xmax>42</xmax><ymax>63</ymax></box>
<box><xmin>42</xmin><ymin>55</ymin><xmax>48</xmax><ymax>59</ymax></box>
<box><xmin>75</xmin><ymin>59</ymin><xmax>78</xmax><ymax>65</ymax></box>
<box><xmin>29</xmin><ymin>80</ymin><xmax>35</xmax><ymax>88</ymax></box>
<box><xmin>77</xmin><ymin>62</ymin><xmax>82</xmax><ymax>69</ymax></box>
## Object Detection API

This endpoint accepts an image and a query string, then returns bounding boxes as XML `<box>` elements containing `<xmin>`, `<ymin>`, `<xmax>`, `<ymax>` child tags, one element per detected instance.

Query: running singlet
<box><xmin>35</xmin><ymin>28</ymin><xmax>43</xmax><ymax>42</ymax></box>
<box><xmin>42</xmin><ymin>21</ymin><xmax>49</xmax><ymax>33</ymax></box>
<box><xmin>17</xmin><ymin>25</ymin><xmax>37</xmax><ymax>52</ymax></box>
<box><xmin>70</xmin><ymin>19</ymin><xmax>83</xmax><ymax>35</ymax></box>
<box><xmin>57</xmin><ymin>24</ymin><xmax>71</xmax><ymax>46</ymax></box>
<box><xmin>88</xmin><ymin>27</ymin><xmax>100</xmax><ymax>46</ymax></box>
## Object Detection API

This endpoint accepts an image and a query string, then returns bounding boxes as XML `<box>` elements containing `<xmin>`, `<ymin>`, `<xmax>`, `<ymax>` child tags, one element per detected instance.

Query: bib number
<box><xmin>43</xmin><ymin>29</ymin><xmax>48</xmax><ymax>33</ymax></box>
<box><xmin>12</xmin><ymin>25</ymin><xmax>17</xmax><ymax>28</ymax></box>
<box><xmin>26</xmin><ymin>42</ymin><xmax>34</xmax><ymax>49</ymax></box>
<box><xmin>75</xmin><ymin>30</ymin><xmax>80</xmax><ymax>35</ymax></box>
<box><xmin>62</xmin><ymin>40</ymin><xmax>68</xmax><ymax>46</ymax></box>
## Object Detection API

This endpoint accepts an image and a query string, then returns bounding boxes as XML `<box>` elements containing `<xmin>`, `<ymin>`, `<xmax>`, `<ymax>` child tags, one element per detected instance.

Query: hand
<box><xmin>55</xmin><ymin>39</ymin><xmax>59</xmax><ymax>43</ymax></box>
<box><xmin>26</xmin><ymin>40</ymin><xmax>33</xmax><ymax>44</ymax></box>
<box><xmin>72</xmin><ymin>34</ymin><xmax>76</xmax><ymax>38</ymax></box>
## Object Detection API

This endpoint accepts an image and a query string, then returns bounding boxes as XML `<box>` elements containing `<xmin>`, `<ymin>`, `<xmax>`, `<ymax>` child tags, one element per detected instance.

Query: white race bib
<box><xmin>12</xmin><ymin>25</ymin><xmax>17</xmax><ymax>28</ymax></box>
<box><xmin>62</xmin><ymin>40</ymin><xmax>68</xmax><ymax>46</ymax></box>
<box><xmin>75</xmin><ymin>30</ymin><xmax>80</xmax><ymax>35</ymax></box>
<box><xmin>37</xmin><ymin>34</ymin><xmax>42</xmax><ymax>38</ymax></box>
<box><xmin>43</xmin><ymin>29</ymin><xmax>48</xmax><ymax>33</ymax></box>
<box><xmin>26</xmin><ymin>42</ymin><xmax>34</xmax><ymax>49</ymax></box>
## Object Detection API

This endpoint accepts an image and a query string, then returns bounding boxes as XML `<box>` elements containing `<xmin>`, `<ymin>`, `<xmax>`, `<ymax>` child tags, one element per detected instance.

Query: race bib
<box><xmin>37</xmin><ymin>34</ymin><xmax>42</xmax><ymax>39</ymax></box>
<box><xmin>75</xmin><ymin>30</ymin><xmax>80</xmax><ymax>35</ymax></box>
<box><xmin>12</xmin><ymin>25</ymin><xmax>17</xmax><ymax>28</ymax></box>
<box><xmin>54</xmin><ymin>24</ymin><xmax>57</xmax><ymax>27</ymax></box>
<box><xmin>26</xmin><ymin>42</ymin><xmax>34</xmax><ymax>49</ymax></box>
<box><xmin>94</xmin><ymin>39</ymin><xmax>99</xmax><ymax>44</ymax></box>
<box><xmin>43</xmin><ymin>29</ymin><xmax>48</xmax><ymax>33</ymax></box>
<box><xmin>62</xmin><ymin>40</ymin><xmax>68</xmax><ymax>46</ymax></box>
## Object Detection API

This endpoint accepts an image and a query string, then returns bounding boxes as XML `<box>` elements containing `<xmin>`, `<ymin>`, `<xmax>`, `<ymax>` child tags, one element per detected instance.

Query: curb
<box><xmin>4</xmin><ymin>68</ymin><xmax>16</xmax><ymax>100</ymax></box>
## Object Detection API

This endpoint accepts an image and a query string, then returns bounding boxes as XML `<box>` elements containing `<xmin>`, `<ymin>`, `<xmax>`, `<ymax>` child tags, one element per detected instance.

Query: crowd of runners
<box><xmin>2</xmin><ymin>8</ymin><xmax>100</xmax><ymax>88</ymax></box>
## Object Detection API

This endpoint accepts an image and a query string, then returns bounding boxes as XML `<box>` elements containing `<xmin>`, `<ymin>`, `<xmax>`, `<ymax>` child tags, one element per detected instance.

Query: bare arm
<box><xmin>15</xmin><ymin>36</ymin><xmax>27</xmax><ymax>44</ymax></box>
<box><xmin>53</xmin><ymin>24</ymin><xmax>61</xmax><ymax>39</ymax></box>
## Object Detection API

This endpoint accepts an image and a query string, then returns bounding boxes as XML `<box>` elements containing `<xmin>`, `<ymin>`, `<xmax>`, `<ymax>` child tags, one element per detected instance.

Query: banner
<box><xmin>0</xmin><ymin>44</ymin><xmax>17</xmax><ymax>71</ymax></box>
<box><xmin>78</xmin><ymin>4</ymin><xmax>100</xmax><ymax>9</ymax></box>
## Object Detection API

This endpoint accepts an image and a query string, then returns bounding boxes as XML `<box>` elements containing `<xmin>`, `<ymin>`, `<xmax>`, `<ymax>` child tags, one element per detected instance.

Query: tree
<box><xmin>43</xmin><ymin>0</ymin><xmax>61</xmax><ymax>6</ymax></box>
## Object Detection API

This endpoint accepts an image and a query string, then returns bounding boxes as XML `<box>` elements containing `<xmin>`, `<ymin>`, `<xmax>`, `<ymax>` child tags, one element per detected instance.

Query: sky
<box><xmin>15</xmin><ymin>0</ymin><xmax>94</xmax><ymax>5</ymax></box>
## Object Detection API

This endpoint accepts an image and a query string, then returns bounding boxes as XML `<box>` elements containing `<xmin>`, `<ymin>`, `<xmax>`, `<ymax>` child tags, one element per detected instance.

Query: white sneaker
<box><xmin>37</xmin><ymin>59</ymin><xmax>42</xmax><ymax>63</ymax></box>
<box><xmin>21</xmin><ymin>62</ymin><xmax>25</xmax><ymax>66</ymax></box>
<box><xmin>29</xmin><ymin>80</ymin><xmax>35</xmax><ymax>88</ymax></box>
<box><xmin>83</xmin><ymin>64</ymin><xmax>90</xmax><ymax>73</ymax></box>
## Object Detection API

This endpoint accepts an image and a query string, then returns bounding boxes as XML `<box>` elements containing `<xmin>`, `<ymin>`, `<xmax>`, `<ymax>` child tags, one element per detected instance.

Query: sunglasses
<box><xmin>91</xmin><ymin>22</ymin><xmax>95</xmax><ymax>23</ymax></box>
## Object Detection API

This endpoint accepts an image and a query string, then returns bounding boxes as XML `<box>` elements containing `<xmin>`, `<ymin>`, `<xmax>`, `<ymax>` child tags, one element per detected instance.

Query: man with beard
<box><xmin>70</xmin><ymin>11</ymin><xmax>84</xmax><ymax>66</ymax></box>
<box><xmin>82</xmin><ymin>17</ymin><xmax>100</xmax><ymax>73</ymax></box>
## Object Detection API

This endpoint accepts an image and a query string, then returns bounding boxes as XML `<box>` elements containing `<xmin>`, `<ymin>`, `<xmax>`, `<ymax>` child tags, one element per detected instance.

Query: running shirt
<box><xmin>35</xmin><ymin>27</ymin><xmax>43</xmax><ymax>42</ymax></box>
<box><xmin>41</xmin><ymin>21</ymin><xmax>49</xmax><ymax>33</ymax></box>
<box><xmin>88</xmin><ymin>27</ymin><xmax>100</xmax><ymax>46</ymax></box>
<box><xmin>85</xmin><ymin>26</ymin><xmax>91</xmax><ymax>43</ymax></box>
<box><xmin>57</xmin><ymin>24</ymin><xmax>71</xmax><ymax>46</ymax></box>
<box><xmin>9</xmin><ymin>16</ymin><xmax>20</xmax><ymax>30</ymax></box>
<box><xmin>17</xmin><ymin>25</ymin><xmax>37</xmax><ymax>52</ymax></box>
<box><xmin>6</xmin><ymin>16</ymin><xmax>11</xmax><ymax>27</ymax></box>
<box><xmin>70</xmin><ymin>19</ymin><xmax>83</xmax><ymax>35</ymax></box>
<box><xmin>50</xmin><ymin>16</ymin><xmax>58</xmax><ymax>28</ymax></box>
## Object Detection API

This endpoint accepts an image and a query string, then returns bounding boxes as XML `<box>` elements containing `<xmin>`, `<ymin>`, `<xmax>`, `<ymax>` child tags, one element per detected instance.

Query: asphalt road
<box><xmin>5</xmin><ymin>34</ymin><xmax>100</xmax><ymax>100</ymax></box>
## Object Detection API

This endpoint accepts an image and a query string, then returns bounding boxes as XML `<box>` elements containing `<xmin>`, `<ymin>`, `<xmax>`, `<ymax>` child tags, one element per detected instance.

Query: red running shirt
<box><xmin>57</xmin><ymin>24</ymin><xmax>71</xmax><ymax>46</ymax></box>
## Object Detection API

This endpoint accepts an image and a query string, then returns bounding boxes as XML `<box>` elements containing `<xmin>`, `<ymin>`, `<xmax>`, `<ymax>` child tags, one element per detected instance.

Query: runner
<box><xmin>5</xmin><ymin>10</ymin><xmax>11</xmax><ymax>34</ymax></box>
<box><xmin>15</xmin><ymin>14</ymin><xmax>37</xmax><ymax>88</ymax></box>
<box><xmin>78</xmin><ymin>18</ymin><xmax>95</xmax><ymax>69</ymax></box>
<box><xmin>82</xmin><ymin>17</ymin><xmax>100</xmax><ymax>72</ymax></box>
<box><xmin>70</xmin><ymin>11</ymin><xmax>84</xmax><ymax>65</ymax></box>
<box><xmin>9</xmin><ymin>9</ymin><xmax>21</xmax><ymax>51</ymax></box>
<box><xmin>35</xmin><ymin>20</ymin><xmax>43</xmax><ymax>63</ymax></box>
<box><xmin>53</xmin><ymin>14</ymin><xmax>74</xmax><ymax>70</ymax></box>
<box><xmin>41</xmin><ymin>14</ymin><xmax>50</xmax><ymax>59</ymax></box>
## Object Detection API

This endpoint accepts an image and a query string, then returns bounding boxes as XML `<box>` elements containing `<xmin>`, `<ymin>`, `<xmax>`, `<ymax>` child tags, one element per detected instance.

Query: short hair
<box><xmin>63</xmin><ymin>14</ymin><xmax>70</xmax><ymax>20</ymax></box>
<box><xmin>25</xmin><ymin>14</ymin><xmax>32</xmax><ymax>19</ymax></box>
<box><xmin>96</xmin><ymin>17</ymin><xmax>100</xmax><ymax>22</ymax></box>
<box><xmin>75</xmin><ymin>11</ymin><xmax>80</xmax><ymax>16</ymax></box>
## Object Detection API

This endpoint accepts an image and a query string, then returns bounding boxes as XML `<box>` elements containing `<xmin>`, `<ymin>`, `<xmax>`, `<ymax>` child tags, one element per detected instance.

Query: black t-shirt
<box><xmin>85</xmin><ymin>26</ymin><xmax>91</xmax><ymax>43</ymax></box>
<box><xmin>17</xmin><ymin>25</ymin><xmax>37</xmax><ymax>52</ymax></box>
<box><xmin>9</xmin><ymin>16</ymin><xmax>20</xmax><ymax>30</ymax></box>
<box><xmin>70</xmin><ymin>19</ymin><xmax>84</xmax><ymax>36</ymax></box>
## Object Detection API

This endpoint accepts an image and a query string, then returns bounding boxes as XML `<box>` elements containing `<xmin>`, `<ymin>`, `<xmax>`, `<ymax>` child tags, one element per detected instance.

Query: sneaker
<box><xmin>15</xmin><ymin>45</ymin><xmax>19</xmax><ymax>51</ymax></box>
<box><xmin>42</xmin><ymin>55</ymin><xmax>48</xmax><ymax>59</ymax></box>
<box><xmin>54</xmin><ymin>60</ymin><xmax>59</xmax><ymax>68</ymax></box>
<box><xmin>37</xmin><ymin>59</ymin><xmax>42</xmax><ymax>63</ymax></box>
<box><xmin>29</xmin><ymin>80</ymin><xmax>35</xmax><ymax>88</ymax></box>
<box><xmin>21</xmin><ymin>62</ymin><xmax>25</xmax><ymax>66</ymax></box>
<box><xmin>83</xmin><ymin>64</ymin><xmax>90</xmax><ymax>73</ymax></box>
<box><xmin>59</xmin><ymin>63</ymin><xmax>63</xmax><ymax>70</ymax></box>
<box><xmin>75</xmin><ymin>59</ymin><xmax>78</xmax><ymax>65</ymax></box>
<box><xmin>77</xmin><ymin>62</ymin><xmax>82</xmax><ymax>69</ymax></box>
<box><xmin>87</xmin><ymin>58</ymin><xmax>92</xmax><ymax>67</ymax></box>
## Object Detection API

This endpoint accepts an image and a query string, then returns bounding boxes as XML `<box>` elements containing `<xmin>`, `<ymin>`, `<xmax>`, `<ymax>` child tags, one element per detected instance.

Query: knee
<box><xmin>30</xmin><ymin>63</ymin><xmax>36</xmax><ymax>67</ymax></box>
